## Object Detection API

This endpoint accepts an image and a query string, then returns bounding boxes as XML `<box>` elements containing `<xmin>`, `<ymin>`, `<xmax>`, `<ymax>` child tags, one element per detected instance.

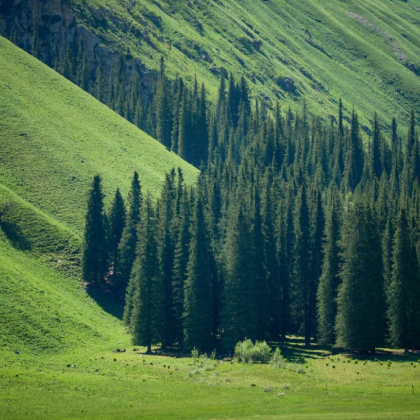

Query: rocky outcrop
<box><xmin>0</xmin><ymin>0</ymin><xmax>157</xmax><ymax>91</ymax></box>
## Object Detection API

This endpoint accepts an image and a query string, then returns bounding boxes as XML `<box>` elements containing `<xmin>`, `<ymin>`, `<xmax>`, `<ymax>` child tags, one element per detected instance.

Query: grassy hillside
<box><xmin>0</xmin><ymin>36</ymin><xmax>197</xmax><ymax>355</ymax></box>
<box><xmin>69</xmin><ymin>0</ymin><xmax>420</xmax><ymax>130</ymax></box>
<box><xmin>0</xmin><ymin>36</ymin><xmax>198</xmax><ymax>232</ymax></box>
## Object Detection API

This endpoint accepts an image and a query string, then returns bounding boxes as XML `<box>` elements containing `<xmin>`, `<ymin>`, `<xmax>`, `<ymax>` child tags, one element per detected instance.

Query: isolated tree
<box><xmin>82</xmin><ymin>175</ymin><xmax>107</xmax><ymax>287</ymax></box>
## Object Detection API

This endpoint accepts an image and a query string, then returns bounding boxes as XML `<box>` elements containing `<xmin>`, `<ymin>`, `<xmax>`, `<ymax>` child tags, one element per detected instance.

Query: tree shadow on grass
<box><xmin>0</xmin><ymin>221</ymin><xmax>32</xmax><ymax>251</ymax></box>
<box><xmin>86</xmin><ymin>286</ymin><xmax>124</xmax><ymax>320</ymax></box>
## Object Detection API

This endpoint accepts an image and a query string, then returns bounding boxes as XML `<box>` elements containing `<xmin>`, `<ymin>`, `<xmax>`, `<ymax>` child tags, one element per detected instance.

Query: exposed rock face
<box><xmin>276</xmin><ymin>76</ymin><xmax>297</xmax><ymax>94</ymax></box>
<box><xmin>0</xmin><ymin>0</ymin><xmax>157</xmax><ymax>92</ymax></box>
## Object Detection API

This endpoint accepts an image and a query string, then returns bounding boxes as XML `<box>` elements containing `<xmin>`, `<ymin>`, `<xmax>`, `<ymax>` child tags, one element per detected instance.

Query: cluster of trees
<box><xmin>6</xmin><ymin>3</ymin><xmax>419</xmax><ymax>354</ymax></box>
<box><xmin>83</xmin><ymin>72</ymin><xmax>420</xmax><ymax>354</ymax></box>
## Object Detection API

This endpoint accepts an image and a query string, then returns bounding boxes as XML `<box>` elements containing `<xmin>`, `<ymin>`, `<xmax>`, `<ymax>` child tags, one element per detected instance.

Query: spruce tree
<box><xmin>108</xmin><ymin>188</ymin><xmax>126</xmax><ymax>279</ymax></box>
<box><xmin>172</xmin><ymin>190</ymin><xmax>191</xmax><ymax>347</ymax></box>
<box><xmin>293</xmin><ymin>183</ymin><xmax>312</xmax><ymax>346</ymax></box>
<box><xmin>253</xmin><ymin>187</ymin><xmax>270</xmax><ymax>340</ymax></box>
<box><xmin>183</xmin><ymin>192</ymin><xmax>213</xmax><ymax>350</ymax></box>
<box><xmin>317</xmin><ymin>188</ymin><xmax>340</xmax><ymax>344</ymax></box>
<box><xmin>82</xmin><ymin>175</ymin><xmax>107</xmax><ymax>287</ymax></box>
<box><xmin>335</xmin><ymin>197</ymin><xmax>385</xmax><ymax>352</ymax></box>
<box><xmin>371</xmin><ymin>112</ymin><xmax>382</xmax><ymax>179</ymax></box>
<box><xmin>129</xmin><ymin>195</ymin><xmax>163</xmax><ymax>353</ymax></box>
<box><xmin>222</xmin><ymin>204</ymin><xmax>257</xmax><ymax>349</ymax></box>
<box><xmin>158</xmin><ymin>170</ymin><xmax>176</xmax><ymax>348</ymax></box>
<box><xmin>388</xmin><ymin>208</ymin><xmax>420</xmax><ymax>352</ymax></box>
<box><xmin>115</xmin><ymin>172</ymin><xmax>142</xmax><ymax>298</ymax></box>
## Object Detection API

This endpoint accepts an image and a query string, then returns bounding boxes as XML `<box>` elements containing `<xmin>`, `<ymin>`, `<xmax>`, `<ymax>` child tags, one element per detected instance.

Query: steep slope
<box><xmin>0</xmin><ymin>36</ymin><xmax>198</xmax><ymax>232</ymax></box>
<box><xmin>0</xmin><ymin>37</ymin><xmax>197</xmax><ymax>354</ymax></box>
<box><xmin>3</xmin><ymin>0</ymin><xmax>420</xmax><ymax>131</ymax></box>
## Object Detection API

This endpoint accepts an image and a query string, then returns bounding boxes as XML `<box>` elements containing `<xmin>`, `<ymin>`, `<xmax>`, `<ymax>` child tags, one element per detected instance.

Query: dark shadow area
<box><xmin>0</xmin><ymin>221</ymin><xmax>32</xmax><ymax>251</ymax></box>
<box><xmin>86</xmin><ymin>286</ymin><xmax>124</xmax><ymax>320</ymax></box>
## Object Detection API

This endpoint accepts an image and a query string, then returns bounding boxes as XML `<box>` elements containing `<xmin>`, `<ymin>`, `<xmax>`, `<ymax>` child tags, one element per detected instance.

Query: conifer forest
<box><xmin>82</xmin><ymin>61</ymin><xmax>420</xmax><ymax>354</ymax></box>
<box><xmin>2</xmin><ymin>1</ymin><xmax>420</xmax><ymax>419</ymax></box>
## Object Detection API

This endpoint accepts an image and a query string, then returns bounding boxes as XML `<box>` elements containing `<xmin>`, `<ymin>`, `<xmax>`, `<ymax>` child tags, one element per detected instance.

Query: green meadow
<box><xmin>1</xmin><ymin>340</ymin><xmax>420</xmax><ymax>419</ymax></box>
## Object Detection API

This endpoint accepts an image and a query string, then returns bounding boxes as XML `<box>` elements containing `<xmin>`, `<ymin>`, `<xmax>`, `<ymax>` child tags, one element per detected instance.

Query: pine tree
<box><xmin>155</xmin><ymin>57</ymin><xmax>173</xmax><ymax>148</ymax></box>
<box><xmin>222</xmin><ymin>204</ymin><xmax>257</xmax><ymax>350</ymax></box>
<box><xmin>108</xmin><ymin>188</ymin><xmax>126</xmax><ymax>279</ymax></box>
<box><xmin>95</xmin><ymin>58</ymin><xmax>106</xmax><ymax>103</ymax></box>
<box><xmin>115</xmin><ymin>172</ymin><xmax>142</xmax><ymax>298</ymax></box>
<box><xmin>317</xmin><ymin>188</ymin><xmax>340</xmax><ymax>344</ymax></box>
<box><xmin>388</xmin><ymin>208</ymin><xmax>420</xmax><ymax>352</ymax></box>
<box><xmin>253</xmin><ymin>187</ymin><xmax>270</xmax><ymax>340</ymax></box>
<box><xmin>335</xmin><ymin>197</ymin><xmax>385</xmax><ymax>352</ymax></box>
<box><xmin>129</xmin><ymin>195</ymin><xmax>163</xmax><ymax>353</ymax></box>
<box><xmin>158</xmin><ymin>170</ymin><xmax>176</xmax><ymax>348</ymax></box>
<box><xmin>292</xmin><ymin>183</ymin><xmax>312</xmax><ymax>346</ymax></box>
<box><xmin>371</xmin><ymin>112</ymin><xmax>382</xmax><ymax>179</ymax></box>
<box><xmin>183</xmin><ymin>192</ymin><xmax>213</xmax><ymax>350</ymax></box>
<box><xmin>309</xmin><ymin>189</ymin><xmax>324</xmax><ymax>342</ymax></box>
<box><xmin>172</xmin><ymin>190</ymin><xmax>191</xmax><ymax>347</ymax></box>
<box><xmin>82</xmin><ymin>175</ymin><xmax>107</xmax><ymax>287</ymax></box>
<box><xmin>31</xmin><ymin>6</ymin><xmax>40</xmax><ymax>59</ymax></box>
<box><xmin>80</xmin><ymin>51</ymin><xmax>91</xmax><ymax>93</ymax></box>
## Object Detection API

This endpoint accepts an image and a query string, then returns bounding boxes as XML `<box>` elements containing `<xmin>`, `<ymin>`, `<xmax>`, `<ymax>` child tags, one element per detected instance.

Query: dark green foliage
<box><xmin>172</xmin><ymin>189</ymin><xmax>191</xmax><ymax>347</ymax></box>
<box><xmin>293</xmin><ymin>184</ymin><xmax>312</xmax><ymax>346</ymax></box>
<box><xmin>158</xmin><ymin>170</ymin><xmax>177</xmax><ymax>348</ymax></box>
<box><xmin>108</xmin><ymin>188</ymin><xmax>126</xmax><ymax>280</ymax></box>
<box><xmin>129</xmin><ymin>195</ymin><xmax>163</xmax><ymax>353</ymax></box>
<box><xmin>82</xmin><ymin>175</ymin><xmax>107</xmax><ymax>287</ymax></box>
<box><xmin>183</xmin><ymin>191</ymin><xmax>213</xmax><ymax>350</ymax></box>
<box><xmin>72</xmin><ymin>61</ymin><xmax>420</xmax><ymax>352</ymax></box>
<box><xmin>222</xmin><ymin>204</ymin><xmax>257</xmax><ymax>349</ymax></box>
<box><xmin>335</xmin><ymin>197</ymin><xmax>385</xmax><ymax>352</ymax></box>
<box><xmin>388</xmin><ymin>208</ymin><xmax>420</xmax><ymax>352</ymax></box>
<box><xmin>115</xmin><ymin>172</ymin><xmax>142</xmax><ymax>298</ymax></box>
<box><xmin>317</xmin><ymin>188</ymin><xmax>340</xmax><ymax>344</ymax></box>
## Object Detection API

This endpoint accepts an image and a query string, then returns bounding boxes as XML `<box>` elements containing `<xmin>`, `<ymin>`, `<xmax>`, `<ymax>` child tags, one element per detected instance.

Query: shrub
<box><xmin>270</xmin><ymin>347</ymin><xmax>284</xmax><ymax>369</ymax></box>
<box><xmin>234</xmin><ymin>339</ymin><xmax>272</xmax><ymax>364</ymax></box>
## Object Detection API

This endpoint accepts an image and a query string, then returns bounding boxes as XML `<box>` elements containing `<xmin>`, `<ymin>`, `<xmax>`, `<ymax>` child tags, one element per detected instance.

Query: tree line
<box><xmin>83</xmin><ymin>72</ymin><xmax>420</xmax><ymax>354</ymax></box>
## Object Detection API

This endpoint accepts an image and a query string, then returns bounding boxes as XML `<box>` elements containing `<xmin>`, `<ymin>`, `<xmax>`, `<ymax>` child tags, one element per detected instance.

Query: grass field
<box><xmin>67</xmin><ymin>0</ymin><xmax>420</xmax><ymax>131</ymax></box>
<box><xmin>1</xmin><ymin>339</ymin><xmax>419</xmax><ymax>419</ymax></box>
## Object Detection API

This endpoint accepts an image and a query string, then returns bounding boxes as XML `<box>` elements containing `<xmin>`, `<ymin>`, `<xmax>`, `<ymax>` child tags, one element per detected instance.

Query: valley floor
<box><xmin>1</xmin><ymin>339</ymin><xmax>419</xmax><ymax>420</ymax></box>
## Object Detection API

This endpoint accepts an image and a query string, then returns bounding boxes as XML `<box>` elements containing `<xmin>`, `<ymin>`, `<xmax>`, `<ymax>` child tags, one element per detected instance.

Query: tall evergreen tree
<box><xmin>317</xmin><ymin>188</ymin><xmax>340</xmax><ymax>344</ymax></box>
<box><xmin>335</xmin><ymin>197</ymin><xmax>385</xmax><ymax>352</ymax></box>
<box><xmin>129</xmin><ymin>195</ymin><xmax>163</xmax><ymax>353</ymax></box>
<box><xmin>115</xmin><ymin>172</ymin><xmax>142</xmax><ymax>298</ymax></box>
<box><xmin>222</xmin><ymin>204</ymin><xmax>257</xmax><ymax>349</ymax></box>
<box><xmin>293</xmin><ymin>183</ymin><xmax>312</xmax><ymax>346</ymax></box>
<box><xmin>108</xmin><ymin>188</ymin><xmax>126</xmax><ymax>279</ymax></box>
<box><xmin>82</xmin><ymin>175</ymin><xmax>107</xmax><ymax>287</ymax></box>
<box><xmin>388</xmin><ymin>208</ymin><xmax>420</xmax><ymax>352</ymax></box>
<box><xmin>183</xmin><ymin>192</ymin><xmax>213</xmax><ymax>350</ymax></box>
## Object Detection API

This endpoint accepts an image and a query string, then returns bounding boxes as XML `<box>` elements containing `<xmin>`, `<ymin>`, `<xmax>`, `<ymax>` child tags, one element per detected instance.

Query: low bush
<box><xmin>270</xmin><ymin>347</ymin><xmax>284</xmax><ymax>369</ymax></box>
<box><xmin>234</xmin><ymin>339</ymin><xmax>272</xmax><ymax>364</ymax></box>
